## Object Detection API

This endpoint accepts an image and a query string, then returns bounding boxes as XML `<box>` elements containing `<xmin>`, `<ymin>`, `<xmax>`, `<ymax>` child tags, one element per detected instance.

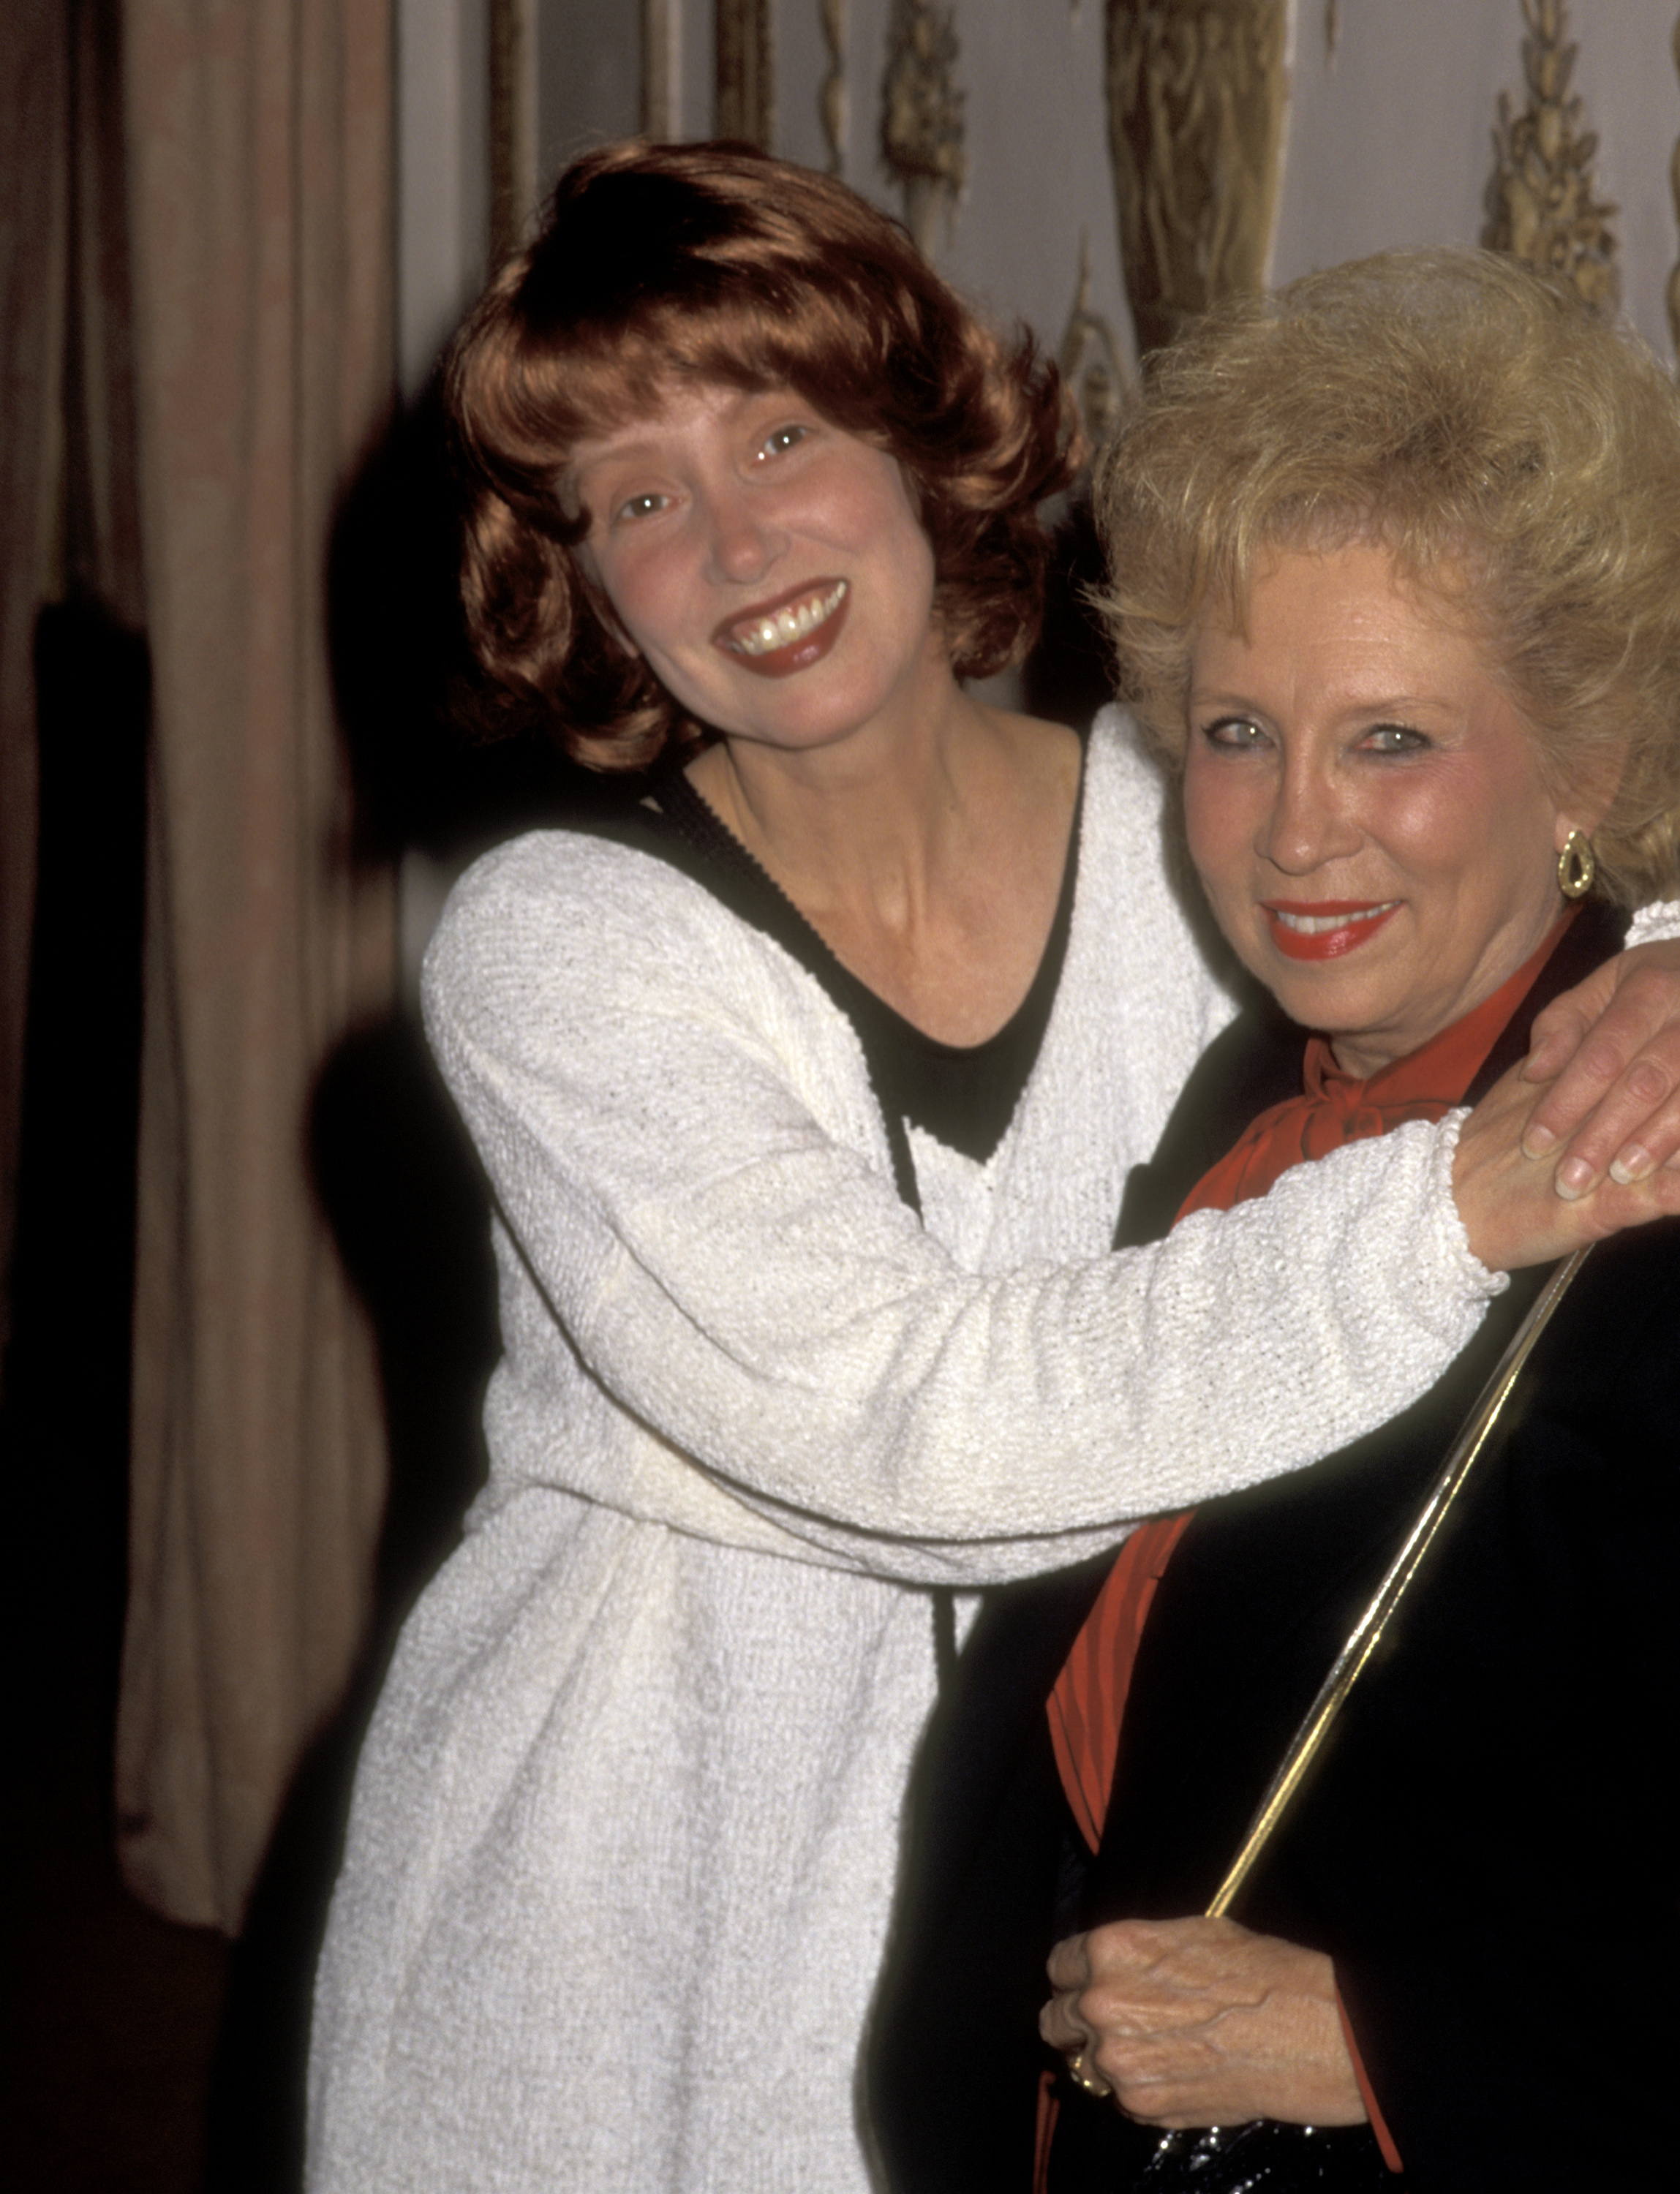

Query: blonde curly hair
<box><xmin>1094</xmin><ymin>248</ymin><xmax>1680</xmax><ymax>908</ymax></box>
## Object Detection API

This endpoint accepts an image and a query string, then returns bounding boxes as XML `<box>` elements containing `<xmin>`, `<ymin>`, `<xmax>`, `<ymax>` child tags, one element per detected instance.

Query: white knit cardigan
<box><xmin>309</xmin><ymin>712</ymin><xmax>1513</xmax><ymax>2193</ymax></box>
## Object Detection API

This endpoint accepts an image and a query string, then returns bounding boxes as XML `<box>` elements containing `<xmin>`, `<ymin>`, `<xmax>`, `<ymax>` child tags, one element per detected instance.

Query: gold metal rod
<box><xmin>1206</xmin><ymin>1245</ymin><xmax>1591</xmax><ymax>1918</ymax></box>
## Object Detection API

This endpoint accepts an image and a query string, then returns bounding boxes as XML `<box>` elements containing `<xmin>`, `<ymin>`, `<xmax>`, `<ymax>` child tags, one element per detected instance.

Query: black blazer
<box><xmin>870</xmin><ymin>907</ymin><xmax>1678</xmax><ymax>2194</ymax></box>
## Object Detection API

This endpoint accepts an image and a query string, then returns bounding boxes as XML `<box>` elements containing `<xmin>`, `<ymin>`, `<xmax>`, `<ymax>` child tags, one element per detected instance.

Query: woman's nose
<box><xmin>1256</xmin><ymin>762</ymin><xmax>1359</xmax><ymax>875</ymax></box>
<box><xmin>703</xmin><ymin>483</ymin><xmax>784</xmax><ymax>584</ymax></box>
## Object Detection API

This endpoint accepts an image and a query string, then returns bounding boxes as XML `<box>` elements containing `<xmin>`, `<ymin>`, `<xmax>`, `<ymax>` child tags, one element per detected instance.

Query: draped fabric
<box><xmin>4</xmin><ymin>0</ymin><xmax>148</xmax><ymax>1390</ymax></box>
<box><xmin>0</xmin><ymin>2</ymin><xmax>69</xmax><ymax>1390</ymax></box>
<box><xmin>115</xmin><ymin>0</ymin><xmax>397</xmax><ymax>1931</ymax></box>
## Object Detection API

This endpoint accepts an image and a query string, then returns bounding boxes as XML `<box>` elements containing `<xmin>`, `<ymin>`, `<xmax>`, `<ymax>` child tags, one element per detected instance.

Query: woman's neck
<box><xmin>686</xmin><ymin>684</ymin><xmax>1082</xmax><ymax>1046</ymax></box>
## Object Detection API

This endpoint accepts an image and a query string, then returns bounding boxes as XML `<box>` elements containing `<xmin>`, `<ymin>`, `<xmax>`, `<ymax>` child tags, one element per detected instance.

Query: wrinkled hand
<box><xmin>1041</xmin><ymin>1915</ymin><xmax>1366</xmax><ymax>2130</ymax></box>
<box><xmin>1453</xmin><ymin>1054</ymin><xmax>1680</xmax><ymax>1271</ymax></box>
<box><xmin>1521</xmin><ymin>941</ymin><xmax>1680</xmax><ymax>1197</ymax></box>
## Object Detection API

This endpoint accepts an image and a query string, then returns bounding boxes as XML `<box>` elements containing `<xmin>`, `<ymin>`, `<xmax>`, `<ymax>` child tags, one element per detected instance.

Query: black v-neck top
<box><xmin>610</xmin><ymin>759</ymin><xmax>1086</xmax><ymax>1194</ymax></box>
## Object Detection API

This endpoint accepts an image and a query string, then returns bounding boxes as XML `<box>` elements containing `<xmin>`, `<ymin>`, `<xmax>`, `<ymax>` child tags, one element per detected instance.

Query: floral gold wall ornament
<box><xmin>881</xmin><ymin>0</ymin><xmax>967</xmax><ymax>257</ymax></box>
<box><xmin>489</xmin><ymin>0</ymin><xmax>538</xmax><ymax>264</ymax></box>
<box><xmin>821</xmin><ymin>0</ymin><xmax>848</xmax><ymax>174</ymax></box>
<box><xmin>1104</xmin><ymin>1</ymin><xmax>1289</xmax><ymax>358</ymax></box>
<box><xmin>717</xmin><ymin>0</ymin><xmax>775</xmax><ymax>151</ymax></box>
<box><xmin>1058</xmin><ymin>232</ymin><xmax>1130</xmax><ymax>448</ymax></box>
<box><xmin>1482</xmin><ymin>0</ymin><xmax>1619</xmax><ymax>317</ymax></box>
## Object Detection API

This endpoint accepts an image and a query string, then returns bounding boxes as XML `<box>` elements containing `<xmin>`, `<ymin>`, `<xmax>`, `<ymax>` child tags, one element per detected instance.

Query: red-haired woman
<box><xmin>305</xmin><ymin>146</ymin><xmax>1680</xmax><ymax>2193</ymax></box>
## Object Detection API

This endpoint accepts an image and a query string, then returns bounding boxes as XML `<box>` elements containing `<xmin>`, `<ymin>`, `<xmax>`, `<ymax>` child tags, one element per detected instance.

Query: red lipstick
<box><xmin>1264</xmin><ymin>900</ymin><xmax>1401</xmax><ymax>962</ymax></box>
<box><xmin>713</xmin><ymin>580</ymin><xmax>849</xmax><ymax>679</ymax></box>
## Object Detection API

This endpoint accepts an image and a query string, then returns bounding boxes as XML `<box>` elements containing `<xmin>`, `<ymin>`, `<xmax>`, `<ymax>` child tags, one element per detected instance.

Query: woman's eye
<box><xmin>1200</xmin><ymin>717</ymin><xmax>1268</xmax><ymax>751</ymax></box>
<box><xmin>611</xmin><ymin>491</ymin><xmax>668</xmax><ymax>524</ymax></box>
<box><xmin>1361</xmin><ymin>721</ymin><xmax>1429</xmax><ymax>755</ymax></box>
<box><xmin>758</xmin><ymin>423</ymin><xmax>810</xmax><ymax>460</ymax></box>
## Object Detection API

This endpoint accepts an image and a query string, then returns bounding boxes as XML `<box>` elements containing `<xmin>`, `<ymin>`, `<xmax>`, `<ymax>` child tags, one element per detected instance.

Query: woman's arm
<box><xmin>420</xmin><ymin>833</ymin><xmax>1532</xmax><ymax>1580</ymax></box>
<box><xmin>422</xmin><ymin>838</ymin><xmax>1680</xmax><ymax>1576</ymax></box>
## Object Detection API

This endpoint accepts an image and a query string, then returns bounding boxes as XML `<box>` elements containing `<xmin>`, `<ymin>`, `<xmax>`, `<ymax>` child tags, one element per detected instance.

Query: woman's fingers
<box><xmin>1453</xmin><ymin>1059</ymin><xmax>1680</xmax><ymax>1271</ymax></box>
<box><xmin>1042</xmin><ymin>1917</ymin><xmax>1366</xmax><ymax>2129</ymax></box>
<box><xmin>1041</xmin><ymin>1932</ymin><xmax>1113</xmax><ymax>2095</ymax></box>
<box><xmin>1522</xmin><ymin>950</ymin><xmax>1680</xmax><ymax>1193</ymax></box>
<box><xmin>1041</xmin><ymin>1931</ymin><xmax>1096</xmax><ymax>2054</ymax></box>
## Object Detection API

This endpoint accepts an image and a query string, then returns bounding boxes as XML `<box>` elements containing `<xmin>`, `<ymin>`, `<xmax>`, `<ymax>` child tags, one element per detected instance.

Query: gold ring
<box><xmin>1069</xmin><ymin>2052</ymin><xmax>1108</xmax><ymax>2097</ymax></box>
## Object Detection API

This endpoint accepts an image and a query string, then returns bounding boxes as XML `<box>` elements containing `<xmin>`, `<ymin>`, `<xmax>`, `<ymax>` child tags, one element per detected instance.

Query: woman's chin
<box><xmin>1248</xmin><ymin>960</ymin><xmax>1415</xmax><ymax>1072</ymax></box>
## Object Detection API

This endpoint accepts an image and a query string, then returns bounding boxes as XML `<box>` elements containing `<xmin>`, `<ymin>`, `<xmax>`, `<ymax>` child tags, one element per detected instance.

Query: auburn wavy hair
<box><xmin>1093</xmin><ymin>247</ymin><xmax>1680</xmax><ymax>908</ymax></box>
<box><xmin>447</xmin><ymin>139</ymin><xmax>1082</xmax><ymax>771</ymax></box>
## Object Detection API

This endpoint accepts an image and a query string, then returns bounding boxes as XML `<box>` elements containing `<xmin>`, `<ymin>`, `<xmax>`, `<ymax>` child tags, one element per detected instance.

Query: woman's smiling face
<box><xmin>1183</xmin><ymin>540</ymin><xmax>1594</xmax><ymax>1077</ymax></box>
<box><xmin>568</xmin><ymin>381</ymin><xmax>943</xmax><ymax>757</ymax></box>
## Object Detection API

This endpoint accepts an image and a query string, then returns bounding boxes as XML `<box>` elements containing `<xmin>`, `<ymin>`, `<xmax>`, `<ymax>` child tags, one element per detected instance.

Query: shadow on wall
<box><xmin>1022</xmin><ymin>494</ymin><xmax>1118</xmax><ymax>736</ymax></box>
<box><xmin>202</xmin><ymin>1005</ymin><xmax>509</xmax><ymax>2189</ymax></box>
<box><xmin>203</xmin><ymin>1009</ymin><xmax>505</xmax><ymax>2189</ymax></box>
<box><xmin>325</xmin><ymin>373</ymin><xmax>637</xmax><ymax>864</ymax></box>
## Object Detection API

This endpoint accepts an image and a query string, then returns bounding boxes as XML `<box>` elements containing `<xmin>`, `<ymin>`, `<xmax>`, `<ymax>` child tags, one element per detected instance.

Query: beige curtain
<box><xmin>1</xmin><ymin>0</ymin><xmax>146</xmax><ymax>1382</ymax></box>
<box><xmin>0</xmin><ymin>3</ymin><xmax>67</xmax><ymax>1387</ymax></box>
<box><xmin>116</xmin><ymin>0</ymin><xmax>397</xmax><ymax>1931</ymax></box>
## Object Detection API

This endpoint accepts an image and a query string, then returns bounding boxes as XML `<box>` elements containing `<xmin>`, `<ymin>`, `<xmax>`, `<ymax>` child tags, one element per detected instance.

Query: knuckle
<box><xmin>1574</xmin><ymin>1033</ymin><xmax>1633</xmax><ymax>1081</ymax></box>
<box><xmin>1621</xmin><ymin>962</ymin><xmax>1680</xmax><ymax>1004</ymax></box>
<box><xmin>1624</xmin><ymin>1057</ymin><xmax>1676</xmax><ymax>1104</ymax></box>
<box><xmin>1047</xmin><ymin>1937</ymin><xmax>1083</xmax><ymax>1986</ymax></box>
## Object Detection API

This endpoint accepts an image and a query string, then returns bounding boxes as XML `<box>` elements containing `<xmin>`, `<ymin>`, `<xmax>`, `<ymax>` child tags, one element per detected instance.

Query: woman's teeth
<box><xmin>1273</xmin><ymin>902</ymin><xmax>1398</xmax><ymax>935</ymax></box>
<box><xmin>727</xmin><ymin>582</ymin><xmax>847</xmax><ymax>656</ymax></box>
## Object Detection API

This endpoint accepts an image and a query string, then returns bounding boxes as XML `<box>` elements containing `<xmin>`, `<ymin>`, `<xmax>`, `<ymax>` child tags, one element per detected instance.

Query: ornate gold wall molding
<box><xmin>1104</xmin><ymin>1</ymin><xmax>1289</xmax><ymax>357</ymax></box>
<box><xmin>1058</xmin><ymin>233</ymin><xmax>1129</xmax><ymax>448</ymax></box>
<box><xmin>881</xmin><ymin>0</ymin><xmax>966</xmax><ymax>257</ymax></box>
<box><xmin>489</xmin><ymin>0</ymin><xmax>538</xmax><ymax>263</ymax></box>
<box><xmin>643</xmin><ymin>0</ymin><xmax>679</xmax><ymax>140</ymax></box>
<box><xmin>717</xmin><ymin>0</ymin><xmax>775</xmax><ymax>150</ymax></box>
<box><xmin>821</xmin><ymin>0</ymin><xmax>848</xmax><ymax>173</ymax></box>
<box><xmin>1482</xmin><ymin>0</ymin><xmax>1619</xmax><ymax>316</ymax></box>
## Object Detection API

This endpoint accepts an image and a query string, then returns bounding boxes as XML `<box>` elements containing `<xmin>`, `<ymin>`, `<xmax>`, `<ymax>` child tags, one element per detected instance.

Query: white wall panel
<box><xmin>1276</xmin><ymin>0</ymin><xmax>1678</xmax><ymax>361</ymax></box>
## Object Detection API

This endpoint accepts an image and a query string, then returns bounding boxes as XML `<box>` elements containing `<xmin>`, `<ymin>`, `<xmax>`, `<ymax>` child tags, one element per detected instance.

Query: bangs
<box><xmin>464</xmin><ymin>280</ymin><xmax>914</xmax><ymax>523</ymax></box>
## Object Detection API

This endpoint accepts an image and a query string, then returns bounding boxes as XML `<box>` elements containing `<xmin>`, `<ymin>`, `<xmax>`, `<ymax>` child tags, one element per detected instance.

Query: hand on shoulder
<box><xmin>1453</xmin><ymin>1051</ymin><xmax>1680</xmax><ymax>1271</ymax></box>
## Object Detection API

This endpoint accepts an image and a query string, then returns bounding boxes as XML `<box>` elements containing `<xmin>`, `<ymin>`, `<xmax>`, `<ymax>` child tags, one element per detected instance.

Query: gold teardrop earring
<box><xmin>1556</xmin><ymin>829</ymin><xmax>1596</xmax><ymax>900</ymax></box>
